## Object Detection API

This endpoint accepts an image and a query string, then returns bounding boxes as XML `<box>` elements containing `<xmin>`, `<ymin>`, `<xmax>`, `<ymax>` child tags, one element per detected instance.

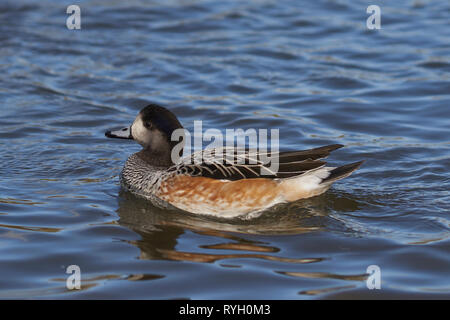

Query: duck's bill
<box><xmin>105</xmin><ymin>127</ymin><xmax>132</xmax><ymax>139</ymax></box>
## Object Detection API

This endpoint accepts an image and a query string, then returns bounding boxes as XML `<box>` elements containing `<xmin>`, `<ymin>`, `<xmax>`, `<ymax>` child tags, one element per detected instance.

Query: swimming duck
<box><xmin>106</xmin><ymin>104</ymin><xmax>363</xmax><ymax>218</ymax></box>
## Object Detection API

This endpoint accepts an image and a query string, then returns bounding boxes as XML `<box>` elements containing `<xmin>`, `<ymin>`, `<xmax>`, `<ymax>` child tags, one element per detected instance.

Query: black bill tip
<box><xmin>105</xmin><ymin>127</ymin><xmax>133</xmax><ymax>139</ymax></box>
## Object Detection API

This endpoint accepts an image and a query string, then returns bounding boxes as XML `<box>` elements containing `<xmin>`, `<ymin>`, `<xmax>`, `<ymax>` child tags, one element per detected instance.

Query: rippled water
<box><xmin>0</xmin><ymin>0</ymin><xmax>449</xmax><ymax>299</ymax></box>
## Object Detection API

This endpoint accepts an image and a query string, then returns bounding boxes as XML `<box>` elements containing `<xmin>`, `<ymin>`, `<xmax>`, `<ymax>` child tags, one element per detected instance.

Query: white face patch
<box><xmin>131</xmin><ymin>114</ymin><xmax>168</xmax><ymax>150</ymax></box>
<box><xmin>131</xmin><ymin>116</ymin><xmax>147</xmax><ymax>146</ymax></box>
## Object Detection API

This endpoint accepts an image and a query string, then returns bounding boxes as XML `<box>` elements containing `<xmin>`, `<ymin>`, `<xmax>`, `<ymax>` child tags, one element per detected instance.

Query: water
<box><xmin>0</xmin><ymin>0</ymin><xmax>449</xmax><ymax>299</ymax></box>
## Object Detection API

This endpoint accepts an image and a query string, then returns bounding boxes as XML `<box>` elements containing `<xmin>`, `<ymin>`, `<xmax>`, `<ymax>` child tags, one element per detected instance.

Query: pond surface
<box><xmin>0</xmin><ymin>0</ymin><xmax>449</xmax><ymax>299</ymax></box>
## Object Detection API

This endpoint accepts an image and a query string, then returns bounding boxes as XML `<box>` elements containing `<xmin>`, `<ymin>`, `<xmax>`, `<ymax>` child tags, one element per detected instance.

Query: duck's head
<box><xmin>105</xmin><ymin>104</ymin><xmax>184</xmax><ymax>166</ymax></box>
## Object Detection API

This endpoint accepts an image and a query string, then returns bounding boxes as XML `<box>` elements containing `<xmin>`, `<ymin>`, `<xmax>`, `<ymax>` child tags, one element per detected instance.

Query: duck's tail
<box><xmin>320</xmin><ymin>160</ymin><xmax>365</xmax><ymax>185</ymax></box>
<box><xmin>279</xmin><ymin>160</ymin><xmax>364</xmax><ymax>201</ymax></box>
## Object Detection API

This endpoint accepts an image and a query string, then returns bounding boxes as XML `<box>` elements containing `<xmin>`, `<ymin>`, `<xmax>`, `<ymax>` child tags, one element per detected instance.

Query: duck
<box><xmin>105</xmin><ymin>104</ymin><xmax>364</xmax><ymax>218</ymax></box>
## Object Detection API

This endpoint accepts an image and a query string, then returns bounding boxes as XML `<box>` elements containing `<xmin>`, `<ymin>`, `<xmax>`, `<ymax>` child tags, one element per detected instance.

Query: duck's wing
<box><xmin>169</xmin><ymin>144</ymin><xmax>344</xmax><ymax>181</ymax></box>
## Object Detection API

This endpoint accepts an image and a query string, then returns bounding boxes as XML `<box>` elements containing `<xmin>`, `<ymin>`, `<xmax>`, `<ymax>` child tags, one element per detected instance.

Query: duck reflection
<box><xmin>116</xmin><ymin>189</ymin><xmax>362</xmax><ymax>264</ymax></box>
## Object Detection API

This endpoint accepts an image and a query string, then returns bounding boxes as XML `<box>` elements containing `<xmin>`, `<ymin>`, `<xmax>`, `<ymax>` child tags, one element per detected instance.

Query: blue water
<box><xmin>0</xmin><ymin>0</ymin><xmax>449</xmax><ymax>299</ymax></box>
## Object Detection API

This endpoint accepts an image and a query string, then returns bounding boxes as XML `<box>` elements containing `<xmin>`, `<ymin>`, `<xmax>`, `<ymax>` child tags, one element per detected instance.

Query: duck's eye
<box><xmin>144</xmin><ymin>122</ymin><xmax>153</xmax><ymax>129</ymax></box>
